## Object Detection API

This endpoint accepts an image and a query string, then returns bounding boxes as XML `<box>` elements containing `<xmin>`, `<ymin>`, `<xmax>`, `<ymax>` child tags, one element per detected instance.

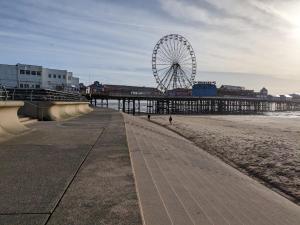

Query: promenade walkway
<box><xmin>0</xmin><ymin>108</ymin><xmax>141</xmax><ymax>225</ymax></box>
<box><xmin>124</xmin><ymin>115</ymin><xmax>300</xmax><ymax>225</ymax></box>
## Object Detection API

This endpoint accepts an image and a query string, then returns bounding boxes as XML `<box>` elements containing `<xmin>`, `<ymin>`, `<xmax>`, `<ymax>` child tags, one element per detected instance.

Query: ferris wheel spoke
<box><xmin>156</xmin><ymin>55</ymin><xmax>172</xmax><ymax>64</ymax></box>
<box><xmin>157</xmin><ymin>66</ymin><xmax>171</xmax><ymax>72</ymax></box>
<box><xmin>159</xmin><ymin>67</ymin><xmax>172</xmax><ymax>88</ymax></box>
<box><xmin>163</xmin><ymin>75</ymin><xmax>172</xmax><ymax>90</ymax></box>
<box><xmin>173</xmin><ymin>38</ymin><xmax>178</xmax><ymax>60</ymax></box>
<box><xmin>181</xmin><ymin>64</ymin><xmax>193</xmax><ymax>69</ymax></box>
<box><xmin>176</xmin><ymin>41</ymin><xmax>185</xmax><ymax>62</ymax></box>
<box><xmin>177</xmin><ymin>72</ymin><xmax>184</xmax><ymax>88</ymax></box>
<box><xmin>174</xmin><ymin>39</ymin><xmax>180</xmax><ymax>60</ymax></box>
<box><xmin>172</xmin><ymin>38</ymin><xmax>176</xmax><ymax>57</ymax></box>
<box><xmin>166</xmin><ymin>73</ymin><xmax>174</xmax><ymax>90</ymax></box>
<box><xmin>177</xmin><ymin>41</ymin><xmax>188</xmax><ymax>58</ymax></box>
<box><xmin>162</xmin><ymin>41</ymin><xmax>171</xmax><ymax>58</ymax></box>
<box><xmin>178</xmin><ymin>48</ymin><xmax>190</xmax><ymax>61</ymax></box>
<box><xmin>166</xmin><ymin>40</ymin><xmax>175</xmax><ymax>60</ymax></box>
<box><xmin>177</xmin><ymin>46</ymin><xmax>189</xmax><ymax>62</ymax></box>
<box><xmin>168</xmin><ymin>39</ymin><xmax>175</xmax><ymax>60</ymax></box>
<box><xmin>156</xmin><ymin>55</ymin><xmax>170</xmax><ymax>62</ymax></box>
<box><xmin>180</xmin><ymin>62</ymin><xmax>193</xmax><ymax>65</ymax></box>
<box><xmin>162</xmin><ymin>67</ymin><xmax>173</xmax><ymax>89</ymax></box>
<box><xmin>179</xmin><ymin>71</ymin><xmax>187</xmax><ymax>88</ymax></box>
<box><xmin>181</xmin><ymin>65</ymin><xmax>192</xmax><ymax>73</ymax></box>
<box><xmin>158</xmin><ymin>48</ymin><xmax>173</xmax><ymax>62</ymax></box>
<box><xmin>177</xmin><ymin>41</ymin><xmax>186</xmax><ymax>61</ymax></box>
<box><xmin>156</xmin><ymin>63</ymin><xmax>172</xmax><ymax>66</ymax></box>
<box><xmin>160</xmin><ymin>44</ymin><xmax>173</xmax><ymax>60</ymax></box>
<box><xmin>179</xmin><ymin>56</ymin><xmax>193</xmax><ymax>64</ymax></box>
<box><xmin>168</xmin><ymin>38</ymin><xmax>174</xmax><ymax>56</ymax></box>
<box><xmin>179</xmin><ymin>68</ymin><xmax>192</xmax><ymax>86</ymax></box>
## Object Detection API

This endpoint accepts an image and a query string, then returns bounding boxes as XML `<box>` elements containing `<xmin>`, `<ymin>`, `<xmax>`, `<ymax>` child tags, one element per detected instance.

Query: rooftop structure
<box><xmin>220</xmin><ymin>85</ymin><xmax>245</xmax><ymax>91</ymax></box>
<box><xmin>0</xmin><ymin>63</ymin><xmax>79</xmax><ymax>92</ymax></box>
<box><xmin>166</xmin><ymin>88</ymin><xmax>191</xmax><ymax>97</ymax></box>
<box><xmin>218</xmin><ymin>84</ymin><xmax>255</xmax><ymax>97</ymax></box>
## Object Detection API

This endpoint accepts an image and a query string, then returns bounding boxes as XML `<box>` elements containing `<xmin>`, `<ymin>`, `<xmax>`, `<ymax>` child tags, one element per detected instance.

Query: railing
<box><xmin>5</xmin><ymin>88</ymin><xmax>85</xmax><ymax>102</ymax></box>
<box><xmin>0</xmin><ymin>85</ymin><xmax>9</xmax><ymax>101</ymax></box>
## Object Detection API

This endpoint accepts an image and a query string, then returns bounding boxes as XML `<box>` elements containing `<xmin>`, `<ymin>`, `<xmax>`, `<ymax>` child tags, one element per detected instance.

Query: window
<box><xmin>58</xmin><ymin>75</ymin><xmax>61</xmax><ymax>79</ymax></box>
<box><xmin>31</xmin><ymin>71</ymin><xmax>36</xmax><ymax>75</ymax></box>
<box><xmin>26</xmin><ymin>70</ymin><xmax>30</xmax><ymax>75</ymax></box>
<box><xmin>53</xmin><ymin>74</ymin><xmax>56</xmax><ymax>78</ymax></box>
<box><xmin>63</xmin><ymin>75</ymin><xmax>66</xmax><ymax>79</ymax></box>
<box><xmin>36</xmin><ymin>84</ymin><xmax>40</xmax><ymax>89</ymax></box>
<box><xmin>20</xmin><ymin>84</ymin><xmax>23</xmax><ymax>88</ymax></box>
<box><xmin>68</xmin><ymin>76</ymin><xmax>72</xmax><ymax>80</ymax></box>
<box><xmin>37</xmin><ymin>71</ymin><xmax>41</xmax><ymax>76</ymax></box>
<box><xmin>48</xmin><ymin>74</ymin><xmax>52</xmax><ymax>78</ymax></box>
<box><xmin>20</xmin><ymin>70</ymin><xmax>25</xmax><ymax>74</ymax></box>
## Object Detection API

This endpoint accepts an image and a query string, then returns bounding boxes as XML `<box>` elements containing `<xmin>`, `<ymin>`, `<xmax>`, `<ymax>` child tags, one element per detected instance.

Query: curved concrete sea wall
<box><xmin>19</xmin><ymin>101</ymin><xmax>93</xmax><ymax>121</ymax></box>
<box><xmin>47</xmin><ymin>102</ymin><xmax>93</xmax><ymax>121</ymax></box>
<box><xmin>0</xmin><ymin>101</ymin><xmax>28</xmax><ymax>142</ymax></box>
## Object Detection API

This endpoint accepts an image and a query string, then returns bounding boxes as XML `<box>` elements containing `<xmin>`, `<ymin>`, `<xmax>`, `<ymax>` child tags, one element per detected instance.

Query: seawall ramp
<box><xmin>0</xmin><ymin>101</ymin><xmax>28</xmax><ymax>142</ymax></box>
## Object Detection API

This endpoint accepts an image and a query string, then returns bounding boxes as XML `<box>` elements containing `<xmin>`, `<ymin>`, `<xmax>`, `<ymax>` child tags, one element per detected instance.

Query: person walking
<box><xmin>169</xmin><ymin>115</ymin><xmax>172</xmax><ymax>125</ymax></box>
<box><xmin>148</xmin><ymin>114</ymin><xmax>151</xmax><ymax>121</ymax></box>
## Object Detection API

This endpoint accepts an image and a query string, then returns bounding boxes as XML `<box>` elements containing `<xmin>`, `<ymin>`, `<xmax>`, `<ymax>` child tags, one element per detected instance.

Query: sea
<box><xmin>97</xmin><ymin>100</ymin><xmax>300</xmax><ymax>118</ymax></box>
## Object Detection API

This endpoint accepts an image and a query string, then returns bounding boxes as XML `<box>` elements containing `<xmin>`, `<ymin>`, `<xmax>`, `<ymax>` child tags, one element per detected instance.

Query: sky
<box><xmin>0</xmin><ymin>0</ymin><xmax>300</xmax><ymax>94</ymax></box>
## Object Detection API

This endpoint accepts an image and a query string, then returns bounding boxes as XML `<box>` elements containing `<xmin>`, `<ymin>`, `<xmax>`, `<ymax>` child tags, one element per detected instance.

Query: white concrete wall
<box><xmin>42</xmin><ymin>68</ymin><xmax>68</xmax><ymax>90</ymax></box>
<box><xmin>0</xmin><ymin>64</ymin><xmax>18</xmax><ymax>88</ymax></box>
<box><xmin>17</xmin><ymin>64</ymin><xmax>42</xmax><ymax>89</ymax></box>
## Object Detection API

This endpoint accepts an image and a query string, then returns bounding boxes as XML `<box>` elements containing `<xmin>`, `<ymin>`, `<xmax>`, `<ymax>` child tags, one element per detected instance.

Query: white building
<box><xmin>0</xmin><ymin>63</ymin><xmax>79</xmax><ymax>92</ymax></box>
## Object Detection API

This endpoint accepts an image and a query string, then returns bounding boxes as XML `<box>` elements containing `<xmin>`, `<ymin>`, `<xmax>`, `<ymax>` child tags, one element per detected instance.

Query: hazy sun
<box><xmin>290</xmin><ymin>28</ymin><xmax>300</xmax><ymax>39</ymax></box>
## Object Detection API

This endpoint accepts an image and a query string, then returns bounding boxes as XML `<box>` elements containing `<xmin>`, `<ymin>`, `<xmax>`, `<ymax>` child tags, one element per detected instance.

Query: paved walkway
<box><xmin>0</xmin><ymin>109</ymin><xmax>141</xmax><ymax>225</ymax></box>
<box><xmin>124</xmin><ymin>115</ymin><xmax>300</xmax><ymax>225</ymax></box>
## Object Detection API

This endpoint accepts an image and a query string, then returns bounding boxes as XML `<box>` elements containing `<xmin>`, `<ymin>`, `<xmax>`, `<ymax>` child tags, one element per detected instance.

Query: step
<box><xmin>22</xmin><ymin>119</ymin><xmax>38</xmax><ymax>125</ymax></box>
<box><xmin>19</xmin><ymin>116</ymin><xmax>38</xmax><ymax>125</ymax></box>
<box><xmin>19</xmin><ymin>117</ymin><xmax>31</xmax><ymax>122</ymax></box>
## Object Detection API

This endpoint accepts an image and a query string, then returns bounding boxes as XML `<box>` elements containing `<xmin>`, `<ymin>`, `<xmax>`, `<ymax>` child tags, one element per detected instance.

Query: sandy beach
<box><xmin>151</xmin><ymin>115</ymin><xmax>300</xmax><ymax>204</ymax></box>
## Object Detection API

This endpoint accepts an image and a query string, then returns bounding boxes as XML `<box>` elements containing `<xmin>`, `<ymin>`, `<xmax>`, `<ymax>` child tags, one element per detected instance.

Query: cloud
<box><xmin>0</xmin><ymin>0</ymin><xmax>299</xmax><ymax>94</ymax></box>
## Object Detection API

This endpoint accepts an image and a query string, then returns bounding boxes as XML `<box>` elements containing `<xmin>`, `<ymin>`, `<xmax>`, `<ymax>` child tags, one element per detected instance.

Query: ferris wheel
<box><xmin>152</xmin><ymin>34</ymin><xmax>196</xmax><ymax>92</ymax></box>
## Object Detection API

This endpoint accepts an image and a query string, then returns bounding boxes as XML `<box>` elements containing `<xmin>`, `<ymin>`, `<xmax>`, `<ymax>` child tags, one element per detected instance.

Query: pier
<box><xmin>87</xmin><ymin>94</ymin><xmax>300</xmax><ymax>114</ymax></box>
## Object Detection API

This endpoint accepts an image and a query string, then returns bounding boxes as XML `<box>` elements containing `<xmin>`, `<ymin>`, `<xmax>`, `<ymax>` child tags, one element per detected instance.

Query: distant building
<box><xmin>104</xmin><ymin>84</ymin><xmax>161</xmax><ymax>96</ymax></box>
<box><xmin>290</xmin><ymin>93</ymin><xmax>300</xmax><ymax>99</ymax></box>
<box><xmin>0</xmin><ymin>63</ymin><xmax>79</xmax><ymax>92</ymax></box>
<box><xmin>218</xmin><ymin>85</ymin><xmax>255</xmax><ymax>97</ymax></box>
<box><xmin>220</xmin><ymin>85</ymin><xmax>245</xmax><ymax>91</ymax></box>
<box><xmin>280</xmin><ymin>94</ymin><xmax>292</xmax><ymax>100</ymax></box>
<box><xmin>259</xmin><ymin>87</ymin><xmax>268</xmax><ymax>97</ymax></box>
<box><xmin>86</xmin><ymin>81</ymin><xmax>104</xmax><ymax>94</ymax></box>
<box><xmin>79</xmin><ymin>83</ymin><xmax>87</xmax><ymax>95</ymax></box>
<box><xmin>192</xmin><ymin>81</ymin><xmax>217</xmax><ymax>97</ymax></box>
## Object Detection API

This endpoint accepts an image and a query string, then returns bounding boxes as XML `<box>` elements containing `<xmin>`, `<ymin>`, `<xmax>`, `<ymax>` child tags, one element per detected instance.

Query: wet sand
<box><xmin>151</xmin><ymin>115</ymin><xmax>300</xmax><ymax>204</ymax></box>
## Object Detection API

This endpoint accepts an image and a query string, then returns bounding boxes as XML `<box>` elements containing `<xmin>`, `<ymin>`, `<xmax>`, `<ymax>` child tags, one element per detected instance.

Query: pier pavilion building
<box><xmin>192</xmin><ymin>81</ymin><xmax>217</xmax><ymax>97</ymax></box>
